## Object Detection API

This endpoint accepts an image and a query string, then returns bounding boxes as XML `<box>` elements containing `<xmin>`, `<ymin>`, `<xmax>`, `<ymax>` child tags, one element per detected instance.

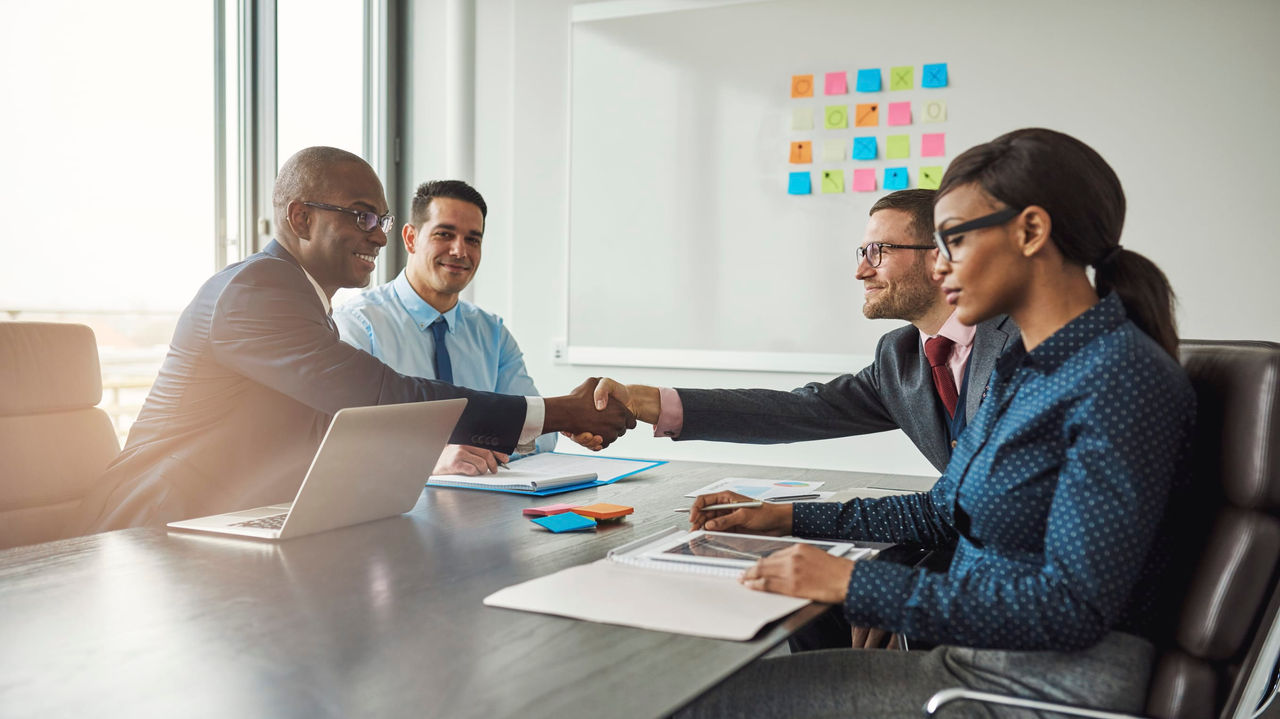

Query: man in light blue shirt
<box><xmin>334</xmin><ymin>180</ymin><xmax>556</xmax><ymax>475</ymax></box>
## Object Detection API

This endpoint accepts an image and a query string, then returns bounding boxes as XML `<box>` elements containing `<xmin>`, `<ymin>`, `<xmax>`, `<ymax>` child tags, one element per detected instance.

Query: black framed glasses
<box><xmin>933</xmin><ymin>206</ymin><xmax>1023</xmax><ymax>262</ymax></box>
<box><xmin>856</xmin><ymin>242</ymin><xmax>934</xmax><ymax>268</ymax></box>
<box><xmin>302</xmin><ymin>201</ymin><xmax>395</xmax><ymax>233</ymax></box>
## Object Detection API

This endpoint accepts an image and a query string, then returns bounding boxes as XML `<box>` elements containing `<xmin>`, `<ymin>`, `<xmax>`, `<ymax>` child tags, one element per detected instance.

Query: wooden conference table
<box><xmin>0</xmin><ymin>460</ymin><xmax>935</xmax><ymax>719</ymax></box>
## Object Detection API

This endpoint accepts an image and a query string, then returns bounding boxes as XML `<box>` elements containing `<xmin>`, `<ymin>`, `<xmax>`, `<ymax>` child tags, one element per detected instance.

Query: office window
<box><xmin>277</xmin><ymin>0</ymin><xmax>365</xmax><ymax>164</ymax></box>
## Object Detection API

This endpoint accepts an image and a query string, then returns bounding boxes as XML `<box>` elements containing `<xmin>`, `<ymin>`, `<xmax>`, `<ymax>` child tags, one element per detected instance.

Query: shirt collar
<box><xmin>996</xmin><ymin>292</ymin><xmax>1127</xmax><ymax>377</ymax></box>
<box><xmin>919</xmin><ymin>309</ymin><xmax>977</xmax><ymax>348</ymax></box>
<box><xmin>269</xmin><ymin>241</ymin><xmax>331</xmax><ymax>314</ymax></box>
<box><xmin>392</xmin><ymin>270</ymin><xmax>459</xmax><ymax>333</ymax></box>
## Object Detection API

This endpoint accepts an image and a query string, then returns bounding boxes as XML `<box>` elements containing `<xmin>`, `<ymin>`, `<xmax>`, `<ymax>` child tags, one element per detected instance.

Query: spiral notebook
<box><xmin>427</xmin><ymin>452</ymin><xmax>665</xmax><ymax>496</ymax></box>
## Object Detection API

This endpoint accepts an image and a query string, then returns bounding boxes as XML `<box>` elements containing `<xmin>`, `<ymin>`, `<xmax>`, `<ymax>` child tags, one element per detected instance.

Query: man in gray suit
<box><xmin>75</xmin><ymin>146</ymin><xmax>633</xmax><ymax>533</ymax></box>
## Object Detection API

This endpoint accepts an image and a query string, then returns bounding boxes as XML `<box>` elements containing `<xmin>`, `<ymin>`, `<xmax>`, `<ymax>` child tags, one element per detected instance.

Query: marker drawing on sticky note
<box><xmin>919</xmin><ymin>166</ymin><xmax>943</xmax><ymax>190</ymax></box>
<box><xmin>922</xmin><ymin>63</ymin><xmax>948</xmax><ymax>88</ymax></box>
<box><xmin>890</xmin><ymin>66</ymin><xmax>914</xmax><ymax>91</ymax></box>
<box><xmin>922</xmin><ymin>100</ymin><xmax>947</xmax><ymax>123</ymax></box>
<box><xmin>824</xmin><ymin>105</ymin><xmax>848</xmax><ymax>129</ymax></box>
<box><xmin>791</xmin><ymin>74</ymin><xmax>814</xmax><ymax>98</ymax></box>
<box><xmin>886</xmin><ymin>134</ymin><xmax>910</xmax><ymax>159</ymax></box>
<box><xmin>792</xmin><ymin>107</ymin><xmax>814</xmax><ymax>130</ymax></box>
<box><xmin>855</xmin><ymin>103</ymin><xmax>878</xmax><ymax>127</ymax></box>
<box><xmin>852</xmin><ymin>136</ymin><xmax>877</xmax><ymax>160</ymax></box>
<box><xmin>790</xmin><ymin>141</ymin><xmax>812</xmax><ymax>164</ymax></box>
<box><xmin>884</xmin><ymin>167</ymin><xmax>909</xmax><ymax>190</ymax></box>
<box><xmin>824</xmin><ymin>71</ymin><xmax>847</xmax><ymax>95</ymax></box>
<box><xmin>921</xmin><ymin>133</ymin><xmax>945</xmax><ymax>157</ymax></box>
<box><xmin>887</xmin><ymin>101</ymin><xmax>911</xmax><ymax>126</ymax></box>
<box><xmin>822</xmin><ymin>139</ymin><xmax>847</xmax><ymax>162</ymax></box>
<box><xmin>855</xmin><ymin>68</ymin><xmax>881</xmax><ymax>92</ymax></box>
<box><xmin>821</xmin><ymin>170</ymin><xmax>844</xmax><ymax>194</ymax></box>
<box><xmin>853</xmin><ymin>169</ymin><xmax>877</xmax><ymax>192</ymax></box>
<box><xmin>788</xmin><ymin>172</ymin><xmax>812</xmax><ymax>195</ymax></box>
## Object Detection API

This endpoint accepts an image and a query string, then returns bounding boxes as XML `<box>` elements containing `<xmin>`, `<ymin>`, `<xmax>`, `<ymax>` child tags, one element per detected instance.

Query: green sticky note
<box><xmin>886</xmin><ymin>134</ymin><xmax>910</xmax><ymax>159</ymax></box>
<box><xmin>890</xmin><ymin>66</ymin><xmax>914</xmax><ymax>91</ymax></box>
<box><xmin>919</xmin><ymin>166</ymin><xmax>944</xmax><ymax>190</ymax></box>
<box><xmin>821</xmin><ymin>169</ymin><xmax>845</xmax><ymax>194</ymax></box>
<box><xmin>824</xmin><ymin>105</ymin><xmax>849</xmax><ymax>129</ymax></box>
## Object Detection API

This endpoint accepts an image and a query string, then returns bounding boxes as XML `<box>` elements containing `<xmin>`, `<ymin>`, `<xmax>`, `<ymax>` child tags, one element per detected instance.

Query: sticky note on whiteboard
<box><xmin>922</xmin><ymin>99</ymin><xmax>947</xmax><ymax>123</ymax></box>
<box><xmin>886</xmin><ymin>134</ymin><xmax>910</xmax><ymax>159</ymax></box>
<box><xmin>824</xmin><ymin>105</ymin><xmax>849</xmax><ymax>129</ymax></box>
<box><xmin>919</xmin><ymin>166</ymin><xmax>944</xmax><ymax>190</ymax></box>
<box><xmin>922</xmin><ymin>63</ymin><xmax>948</xmax><ymax>88</ymax></box>
<box><xmin>824</xmin><ymin>71</ymin><xmax>847</xmax><ymax>95</ymax></box>
<box><xmin>887</xmin><ymin>101</ymin><xmax>911</xmax><ymax>126</ymax></box>
<box><xmin>855</xmin><ymin>103</ymin><xmax>879</xmax><ymax>127</ymax></box>
<box><xmin>921</xmin><ymin>133</ymin><xmax>946</xmax><ymax>157</ymax></box>
<box><xmin>852</xmin><ymin>136</ymin><xmax>878</xmax><ymax>160</ymax></box>
<box><xmin>822</xmin><ymin>139</ymin><xmax>847</xmax><ymax>162</ymax></box>
<box><xmin>889</xmin><ymin>66</ymin><xmax>914</xmax><ymax>90</ymax></box>
<box><xmin>884</xmin><ymin>167</ymin><xmax>909</xmax><ymax>190</ymax></box>
<box><xmin>791</xmin><ymin>74</ymin><xmax>814</xmax><ymax>98</ymax></box>
<box><xmin>821</xmin><ymin>170</ymin><xmax>845</xmax><ymax>194</ymax></box>
<box><xmin>788</xmin><ymin>172</ymin><xmax>812</xmax><ymax>195</ymax></box>
<box><xmin>792</xmin><ymin>107</ymin><xmax>814</xmax><ymax>130</ymax></box>
<box><xmin>790</xmin><ymin>141</ymin><xmax>812</xmax><ymax>163</ymax></box>
<box><xmin>855</xmin><ymin>68</ymin><xmax>881</xmax><ymax>92</ymax></box>
<box><xmin>853</xmin><ymin>169</ymin><xmax>877</xmax><ymax>192</ymax></box>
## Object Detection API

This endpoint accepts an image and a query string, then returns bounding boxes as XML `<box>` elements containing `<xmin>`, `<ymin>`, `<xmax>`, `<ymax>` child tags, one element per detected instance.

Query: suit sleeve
<box><xmin>208</xmin><ymin>260</ymin><xmax>526</xmax><ymax>452</ymax></box>
<box><xmin>492</xmin><ymin>323</ymin><xmax>558</xmax><ymax>454</ymax></box>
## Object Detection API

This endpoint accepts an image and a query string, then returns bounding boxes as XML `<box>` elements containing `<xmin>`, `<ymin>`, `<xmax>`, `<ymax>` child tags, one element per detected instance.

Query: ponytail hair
<box><xmin>937</xmin><ymin>128</ymin><xmax>1179</xmax><ymax>357</ymax></box>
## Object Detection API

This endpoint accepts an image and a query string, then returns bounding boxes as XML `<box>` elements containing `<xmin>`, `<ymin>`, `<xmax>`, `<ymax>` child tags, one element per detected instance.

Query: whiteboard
<box><xmin>566</xmin><ymin>0</ymin><xmax>1280</xmax><ymax>372</ymax></box>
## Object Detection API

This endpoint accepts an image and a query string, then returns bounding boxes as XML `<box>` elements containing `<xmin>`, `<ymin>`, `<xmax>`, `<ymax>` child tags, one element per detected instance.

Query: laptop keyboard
<box><xmin>231</xmin><ymin>513</ymin><xmax>287</xmax><ymax>530</ymax></box>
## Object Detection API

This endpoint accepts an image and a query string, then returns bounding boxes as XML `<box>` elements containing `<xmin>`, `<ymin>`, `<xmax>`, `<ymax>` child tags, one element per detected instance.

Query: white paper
<box><xmin>684</xmin><ymin>477</ymin><xmax>825</xmax><ymax>500</ymax></box>
<box><xmin>427</xmin><ymin>469</ymin><xmax>595</xmax><ymax>492</ymax></box>
<box><xmin>504</xmin><ymin>452</ymin><xmax>662</xmax><ymax>483</ymax></box>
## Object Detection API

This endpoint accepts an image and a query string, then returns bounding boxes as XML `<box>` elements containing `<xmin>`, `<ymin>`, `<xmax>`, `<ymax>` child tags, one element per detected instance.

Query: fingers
<box><xmin>864</xmin><ymin>628</ymin><xmax>890</xmax><ymax>649</ymax></box>
<box><xmin>593</xmin><ymin>377</ymin><xmax>625</xmax><ymax>410</ymax></box>
<box><xmin>689</xmin><ymin>491</ymin><xmax>751</xmax><ymax>529</ymax></box>
<box><xmin>851</xmin><ymin>625</ymin><xmax>870</xmax><ymax>648</ymax></box>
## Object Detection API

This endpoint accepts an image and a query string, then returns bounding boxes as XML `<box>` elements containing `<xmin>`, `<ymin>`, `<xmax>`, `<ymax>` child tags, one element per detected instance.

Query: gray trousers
<box><xmin>675</xmin><ymin>631</ymin><xmax>1154</xmax><ymax>718</ymax></box>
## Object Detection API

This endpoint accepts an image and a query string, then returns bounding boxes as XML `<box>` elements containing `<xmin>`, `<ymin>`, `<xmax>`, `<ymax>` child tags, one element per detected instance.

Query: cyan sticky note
<box><xmin>824</xmin><ymin>71</ymin><xmax>847</xmax><ymax>95</ymax></box>
<box><xmin>921</xmin><ymin>133</ymin><xmax>946</xmax><ymax>157</ymax></box>
<box><xmin>824</xmin><ymin>105</ymin><xmax>848</xmax><ymax>129</ymax></box>
<box><xmin>855</xmin><ymin>68</ymin><xmax>881</xmax><ymax>92</ymax></box>
<box><xmin>788</xmin><ymin>172</ymin><xmax>812</xmax><ymax>195</ymax></box>
<box><xmin>922</xmin><ymin>63</ymin><xmax>948</xmax><ymax>88</ymax></box>
<box><xmin>922</xmin><ymin>99</ymin><xmax>947</xmax><ymax>123</ymax></box>
<box><xmin>919</xmin><ymin>166</ymin><xmax>944</xmax><ymax>190</ymax></box>
<box><xmin>531</xmin><ymin>512</ymin><xmax>596</xmax><ymax>533</ymax></box>
<box><xmin>822</xmin><ymin>139</ymin><xmax>847</xmax><ymax>162</ymax></box>
<box><xmin>887</xmin><ymin>101</ymin><xmax>911</xmax><ymax>126</ymax></box>
<box><xmin>792</xmin><ymin>107</ymin><xmax>814</xmax><ymax>130</ymax></box>
<box><xmin>852</xmin><ymin>136</ymin><xmax>877</xmax><ymax>160</ymax></box>
<box><xmin>889</xmin><ymin>66</ymin><xmax>914</xmax><ymax>91</ymax></box>
<box><xmin>884</xmin><ymin>167</ymin><xmax>909</xmax><ymax>190</ymax></box>
<box><xmin>886</xmin><ymin>134</ymin><xmax>910</xmax><ymax>159</ymax></box>
<box><xmin>821</xmin><ymin>170</ymin><xmax>844</xmax><ymax>194</ymax></box>
<box><xmin>853</xmin><ymin>169</ymin><xmax>877</xmax><ymax>192</ymax></box>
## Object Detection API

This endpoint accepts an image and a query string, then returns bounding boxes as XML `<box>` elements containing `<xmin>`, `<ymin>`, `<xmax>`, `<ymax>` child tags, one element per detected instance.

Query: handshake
<box><xmin>543</xmin><ymin>378</ymin><xmax>658</xmax><ymax>452</ymax></box>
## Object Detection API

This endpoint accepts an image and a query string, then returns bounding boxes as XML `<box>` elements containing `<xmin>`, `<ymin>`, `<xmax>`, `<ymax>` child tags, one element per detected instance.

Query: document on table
<box><xmin>427</xmin><ymin>452</ymin><xmax>665</xmax><ymax>496</ymax></box>
<box><xmin>684</xmin><ymin>477</ymin><xmax>830</xmax><ymax>501</ymax></box>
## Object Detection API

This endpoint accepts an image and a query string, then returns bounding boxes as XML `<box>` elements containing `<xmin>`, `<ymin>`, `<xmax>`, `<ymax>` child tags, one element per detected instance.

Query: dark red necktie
<box><xmin>924</xmin><ymin>335</ymin><xmax>958</xmax><ymax>418</ymax></box>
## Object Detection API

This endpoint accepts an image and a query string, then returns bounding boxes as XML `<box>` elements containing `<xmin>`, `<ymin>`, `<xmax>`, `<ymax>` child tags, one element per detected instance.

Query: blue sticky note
<box><xmin>851</xmin><ymin>136</ymin><xmax>877</xmax><ymax>160</ymax></box>
<box><xmin>922</xmin><ymin>63</ymin><xmax>948</xmax><ymax>88</ymax></box>
<box><xmin>855</xmin><ymin>68</ymin><xmax>881</xmax><ymax>92</ymax></box>
<box><xmin>884</xmin><ymin>167</ymin><xmax>909</xmax><ymax>190</ymax></box>
<box><xmin>788</xmin><ymin>171</ymin><xmax>812</xmax><ymax>195</ymax></box>
<box><xmin>532</xmin><ymin>512</ymin><xmax>596</xmax><ymax>533</ymax></box>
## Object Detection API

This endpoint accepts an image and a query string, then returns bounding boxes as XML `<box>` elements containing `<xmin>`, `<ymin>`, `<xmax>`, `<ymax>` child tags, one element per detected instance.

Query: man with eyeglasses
<box><xmin>333</xmin><ymin>180</ymin><xmax>556</xmax><ymax>477</ymax></box>
<box><xmin>74</xmin><ymin>146</ymin><xmax>634</xmax><ymax>533</ymax></box>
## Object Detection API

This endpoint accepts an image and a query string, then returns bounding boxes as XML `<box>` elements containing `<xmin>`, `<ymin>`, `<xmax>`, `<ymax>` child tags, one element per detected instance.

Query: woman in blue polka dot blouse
<box><xmin>678</xmin><ymin>128</ymin><xmax>1196</xmax><ymax>718</ymax></box>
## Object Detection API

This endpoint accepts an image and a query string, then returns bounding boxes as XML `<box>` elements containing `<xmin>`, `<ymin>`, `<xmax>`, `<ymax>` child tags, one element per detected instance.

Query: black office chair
<box><xmin>925</xmin><ymin>340</ymin><xmax>1280</xmax><ymax>719</ymax></box>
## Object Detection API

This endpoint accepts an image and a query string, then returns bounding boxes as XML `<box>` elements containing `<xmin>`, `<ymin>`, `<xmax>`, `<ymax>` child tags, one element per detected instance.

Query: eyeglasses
<box><xmin>933</xmin><ymin>206</ymin><xmax>1023</xmax><ymax>262</ymax></box>
<box><xmin>856</xmin><ymin>242</ymin><xmax>935</xmax><ymax>268</ymax></box>
<box><xmin>302</xmin><ymin>201</ymin><xmax>395</xmax><ymax>233</ymax></box>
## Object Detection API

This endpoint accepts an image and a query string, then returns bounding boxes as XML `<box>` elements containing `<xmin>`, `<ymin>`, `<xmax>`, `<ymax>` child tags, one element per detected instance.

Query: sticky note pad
<box><xmin>919</xmin><ymin>166</ymin><xmax>944</xmax><ymax>190</ymax></box>
<box><xmin>824</xmin><ymin>105</ymin><xmax>848</xmax><ymax>129</ymax></box>
<box><xmin>922</xmin><ymin>63</ymin><xmax>948</xmax><ymax>88</ymax></box>
<box><xmin>887</xmin><ymin>101</ymin><xmax>911</xmax><ymax>126</ymax></box>
<box><xmin>572</xmin><ymin>503</ymin><xmax>634</xmax><ymax>521</ymax></box>
<box><xmin>523</xmin><ymin>503</ymin><xmax>580</xmax><ymax>517</ymax></box>
<box><xmin>789</xmin><ymin>141</ymin><xmax>812</xmax><ymax>164</ymax></box>
<box><xmin>788</xmin><ymin>172</ymin><xmax>812</xmax><ymax>195</ymax></box>
<box><xmin>824</xmin><ymin>71</ymin><xmax>847</xmax><ymax>95</ymax></box>
<box><xmin>855</xmin><ymin>103</ymin><xmax>879</xmax><ymax>127</ymax></box>
<box><xmin>791</xmin><ymin>74</ymin><xmax>814</xmax><ymax>98</ymax></box>
<box><xmin>821</xmin><ymin>170</ymin><xmax>844</xmax><ymax>194</ymax></box>
<box><xmin>853</xmin><ymin>169</ymin><xmax>877</xmax><ymax>192</ymax></box>
<box><xmin>922</xmin><ymin>99</ymin><xmax>947</xmax><ymax>123</ymax></box>
<box><xmin>822</xmin><ymin>139</ymin><xmax>847</xmax><ymax>162</ymax></box>
<box><xmin>852</xmin><ymin>136</ymin><xmax>877</xmax><ymax>160</ymax></box>
<box><xmin>886</xmin><ymin>134</ymin><xmax>910</xmax><ymax>159</ymax></box>
<box><xmin>531</xmin><ymin>512</ymin><xmax>596</xmax><ymax>533</ymax></box>
<box><xmin>792</xmin><ymin>107</ymin><xmax>814</xmax><ymax>130</ymax></box>
<box><xmin>855</xmin><ymin>68</ymin><xmax>881</xmax><ymax>92</ymax></box>
<box><xmin>890</xmin><ymin>66</ymin><xmax>914</xmax><ymax>91</ymax></box>
<box><xmin>884</xmin><ymin>167</ymin><xmax>909</xmax><ymax>190</ymax></box>
<box><xmin>921</xmin><ymin>133</ymin><xmax>945</xmax><ymax>157</ymax></box>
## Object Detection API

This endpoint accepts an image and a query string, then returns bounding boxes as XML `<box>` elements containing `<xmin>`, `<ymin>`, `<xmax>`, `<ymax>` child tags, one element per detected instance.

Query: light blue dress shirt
<box><xmin>333</xmin><ymin>271</ymin><xmax>556</xmax><ymax>454</ymax></box>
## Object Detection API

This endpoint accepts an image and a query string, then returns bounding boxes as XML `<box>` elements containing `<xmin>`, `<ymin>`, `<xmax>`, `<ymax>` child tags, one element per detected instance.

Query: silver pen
<box><xmin>672</xmin><ymin>501</ymin><xmax>764</xmax><ymax>513</ymax></box>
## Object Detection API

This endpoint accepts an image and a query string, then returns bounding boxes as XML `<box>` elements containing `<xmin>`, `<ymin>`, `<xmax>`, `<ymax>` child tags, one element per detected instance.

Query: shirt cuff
<box><xmin>654</xmin><ymin>387</ymin><xmax>684</xmax><ymax>438</ymax></box>
<box><xmin>791</xmin><ymin>501</ymin><xmax>845</xmax><ymax>538</ymax></box>
<box><xmin>517</xmin><ymin>396</ymin><xmax>545</xmax><ymax>454</ymax></box>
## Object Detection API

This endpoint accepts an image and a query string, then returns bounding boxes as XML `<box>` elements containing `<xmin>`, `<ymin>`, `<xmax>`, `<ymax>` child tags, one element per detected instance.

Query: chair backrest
<box><xmin>0</xmin><ymin>322</ymin><xmax>121</xmax><ymax>548</ymax></box>
<box><xmin>1145</xmin><ymin>341</ymin><xmax>1280</xmax><ymax>718</ymax></box>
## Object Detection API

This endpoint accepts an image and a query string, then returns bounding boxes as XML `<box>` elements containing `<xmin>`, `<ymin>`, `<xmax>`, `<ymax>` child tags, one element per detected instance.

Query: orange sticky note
<box><xmin>791</xmin><ymin>74</ymin><xmax>814</xmax><ymax>98</ymax></box>
<box><xmin>572</xmin><ymin>503</ymin><xmax>634</xmax><ymax>521</ymax></box>
<box><xmin>789</xmin><ymin>141</ymin><xmax>812</xmax><ymax>164</ymax></box>
<box><xmin>855</xmin><ymin>103</ymin><xmax>879</xmax><ymax>127</ymax></box>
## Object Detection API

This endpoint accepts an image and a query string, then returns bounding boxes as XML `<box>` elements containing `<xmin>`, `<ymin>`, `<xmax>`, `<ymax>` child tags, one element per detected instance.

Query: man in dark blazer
<box><xmin>74</xmin><ymin>147</ymin><xmax>632</xmax><ymax>533</ymax></box>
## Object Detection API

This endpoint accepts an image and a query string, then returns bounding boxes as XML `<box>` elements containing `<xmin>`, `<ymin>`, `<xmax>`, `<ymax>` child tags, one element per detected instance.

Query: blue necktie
<box><xmin>430</xmin><ymin>317</ymin><xmax>453</xmax><ymax>384</ymax></box>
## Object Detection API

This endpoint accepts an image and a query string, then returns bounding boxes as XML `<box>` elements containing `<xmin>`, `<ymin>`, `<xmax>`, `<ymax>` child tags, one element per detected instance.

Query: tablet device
<box><xmin>641</xmin><ymin>530</ymin><xmax>855</xmax><ymax>570</ymax></box>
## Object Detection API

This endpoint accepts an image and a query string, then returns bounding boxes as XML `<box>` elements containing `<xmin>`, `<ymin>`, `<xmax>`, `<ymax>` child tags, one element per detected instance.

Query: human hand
<box><xmin>739</xmin><ymin>544</ymin><xmax>855</xmax><ymax>604</ymax></box>
<box><xmin>689</xmin><ymin>491</ymin><xmax>793</xmax><ymax>536</ymax></box>
<box><xmin>562</xmin><ymin>430</ymin><xmax>604</xmax><ymax>452</ymax></box>
<box><xmin>591</xmin><ymin>378</ymin><xmax>661</xmax><ymax>424</ymax></box>
<box><xmin>850</xmin><ymin>626</ymin><xmax>900</xmax><ymax>650</ymax></box>
<box><xmin>432</xmin><ymin>444</ymin><xmax>510</xmax><ymax>476</ymax></box>
<box><xmin>542</xmin><ymin>377</ymin><xmax>637</xmax><ymax>449</ymax></box>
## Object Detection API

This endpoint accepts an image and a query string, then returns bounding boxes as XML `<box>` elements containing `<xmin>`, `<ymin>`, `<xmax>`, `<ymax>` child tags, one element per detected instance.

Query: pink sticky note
<box><xmin>921</xmin><ymin>133</ymin><xmax>946</xmax><ymax>157</ymax></box>
<box><xmin>887</xmin><ymin>101</ymin><xmax>911</xmax><ymax>126</ymax></box>
<box><xmin>522</xmin><ymin>503</ymin><xmax>581</xmax><ymax>517</ymax></box>
<box><xmin>853</xmin><ymin>169</ymin><xmax>877</xmax><ymax>192</ymax></box>
<box><xmin>824</xmin><ymin>71</ymin><xmax>848</xmax><ymax>95</ymax></box>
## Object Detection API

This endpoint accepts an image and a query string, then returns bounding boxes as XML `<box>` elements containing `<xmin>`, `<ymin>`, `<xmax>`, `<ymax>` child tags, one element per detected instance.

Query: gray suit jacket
<box><xmin>677</xmin><ymin>315</ymin><xmax>1018</xmax><ymax>473</ymax></box>
<box><xmin>75</xmin><ymin>241</ymin><xmax>527</xmax><ymax>532</ymax></box>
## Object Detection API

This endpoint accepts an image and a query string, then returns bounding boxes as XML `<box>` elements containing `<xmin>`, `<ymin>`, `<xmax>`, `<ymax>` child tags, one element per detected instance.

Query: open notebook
<box><xmin>427</xmin><ymin>452</ymin><xmax>665</xmax><ymax>496</ymax></box>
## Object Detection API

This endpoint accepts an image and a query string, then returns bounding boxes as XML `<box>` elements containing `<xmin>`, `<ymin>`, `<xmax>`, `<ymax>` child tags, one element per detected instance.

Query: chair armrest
<box><xmin>923</xmin><ymin>688</ymin><xmax>1147</xmax><ymax>718</ymax></box>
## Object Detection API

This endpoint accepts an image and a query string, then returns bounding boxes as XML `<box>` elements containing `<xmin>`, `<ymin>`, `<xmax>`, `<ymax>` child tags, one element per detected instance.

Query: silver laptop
<box><xmin>168</xmin><ymin>399</ymin><xmax>467</xmax><ymax>540</ymax></box>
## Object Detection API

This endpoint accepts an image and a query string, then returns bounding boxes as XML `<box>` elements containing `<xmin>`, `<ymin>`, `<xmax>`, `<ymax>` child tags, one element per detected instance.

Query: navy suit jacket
<box><xmin>75</xmin><ymin>241</ymin><xmax>527</xmax><ymax>531</ymax></box>
<box><xmin>676</xmin><ymin>315</ymin><xmax>1018</xmax><ymax>473</ymax></box>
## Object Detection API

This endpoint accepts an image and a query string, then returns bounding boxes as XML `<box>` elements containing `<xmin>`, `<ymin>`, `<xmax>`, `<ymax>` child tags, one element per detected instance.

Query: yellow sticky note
<box><xmin>821</xmin><ymin>169</ymin><xmax>845</xmax><ymax>194</ymax></box>
<box><xmin>792</xmin><ymin>107</ymin><xmax>814</xmax><ymax>130</ymax></box>
<box><xmin>854</xmin><ymin>103</ymin><xmax>879</xmax><ymax>127</ymax></box>
<box><xmin>889</xmin><ymin>66</ymin><xmax>914</xmax><ymax>91</ymax></box>
<box><xmin>919</xmin><ymin>166</ymin><xmax>944</xmax><ymax>190</ymax></box>
<box><xmin>822</xmin><ymin>139</ymin><xmax>847</xmax><ymax>162</ymax></box>
<box><xmin>824</xmin><ymin>105</ymin><xmax>848</xmax><ymax>129</ymax></box>
<box><xmin>789</xmin><ymin>141</ymin><xmax>812</xmax><ymax>164</ymax></box>
<box><xmin>886</xmin><ymin>134</ymin><xmax>910</xmax><ymax>159</ymax></box>
<box><xmin>791</xmin><ymin>74</ymin><xmax>814</xmax><ymax>98</ymax></box>
<box><xmin>922</xmin><ymin>99</ymin><xmax>947</xmax><ymax>123</ymax></box>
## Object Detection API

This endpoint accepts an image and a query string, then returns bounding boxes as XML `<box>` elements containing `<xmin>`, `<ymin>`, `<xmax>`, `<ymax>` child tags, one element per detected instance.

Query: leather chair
<box><xmin>926</xmin><ymin>340</ymin><xmax>1280</xmax><ymax>718</ymax></box>
<box><xmin>0</xmin><ymin>322</ymin><xmax>121</xmax><ymax>548</ymax></box>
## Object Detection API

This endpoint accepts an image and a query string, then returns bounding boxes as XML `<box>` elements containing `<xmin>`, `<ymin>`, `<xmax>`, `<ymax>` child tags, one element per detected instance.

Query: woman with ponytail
<box><xmin>677</xmin><ymin>129</ymin><xmax>1195</xmax><ymax>717</ymax></box>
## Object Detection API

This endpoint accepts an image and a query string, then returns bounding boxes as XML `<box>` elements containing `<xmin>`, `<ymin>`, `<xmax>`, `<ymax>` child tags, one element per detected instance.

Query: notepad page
<box><xmin>427</xmin><ymin>469</ymin><xmax>596</xmax><ymax>492</ymax></box>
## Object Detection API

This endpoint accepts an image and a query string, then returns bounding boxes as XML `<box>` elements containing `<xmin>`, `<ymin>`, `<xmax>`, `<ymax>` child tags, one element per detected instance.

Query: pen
<box><xmin>497</xmin><ymin>458</ymin><xmax>510</xmax><ymax>470</ymax></box>
<box><xmin>672</xmin><ymin>501</ymin><xmax>764</xmax><ymax>513</ymax></box>
<box><xmin>765</xmin><ymin>493</ymin><xmax>820</xmax><ymax>502</ymax></box>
